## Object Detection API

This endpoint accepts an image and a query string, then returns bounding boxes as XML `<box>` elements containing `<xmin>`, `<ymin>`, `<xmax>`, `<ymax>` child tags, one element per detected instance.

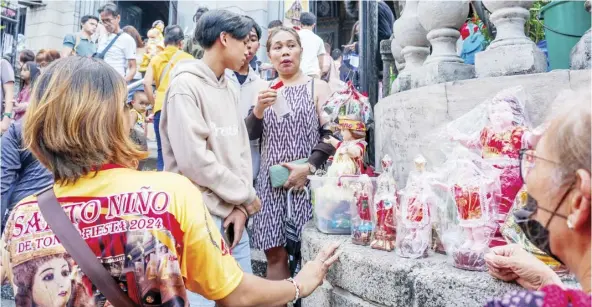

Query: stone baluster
<box><xmin>380</xmin><ymin>38</ymin><xmax>395</xmax><ymax>97</ymax></box>
<box><xmin>475</xmin><ymin>1</ymin><xmax>547</xmax><ymax>77</ymax></box>
<box><xmin>390</xmin><ymin>38</ymin><xmax>406</xmax><ymax>94</ymax></box>
<box><xmin>415</xmin><ymin>1</ymin><xmax>475</xmax><ymax>87</ymax></box>
<box><xmin>392</xmin><ymin>0</ymin><xmax>430</xmax><ymax>92</ymax></box>
<box><xmin>570</xmin><ymin>0</ymin><xmax>591</xmax><ymax>70</ymax></box>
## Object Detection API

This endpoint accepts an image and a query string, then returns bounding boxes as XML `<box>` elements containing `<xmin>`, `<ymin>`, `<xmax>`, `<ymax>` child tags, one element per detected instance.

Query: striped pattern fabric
<box><xmin>251</xmin><ymin>80</ymin><xmax>320</xmax><ymax>251</ymax></box>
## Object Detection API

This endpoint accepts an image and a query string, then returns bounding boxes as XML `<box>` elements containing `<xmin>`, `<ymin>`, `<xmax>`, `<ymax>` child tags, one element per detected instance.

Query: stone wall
<box><xmin>375</xmin><ymin>69</ymin><xmax>591</xmax><ymax>187</ymax></box>
<box><xmin>301</xmin><ymin>223</ymin><xmax>523</xmax><ymax>307</ymax></box>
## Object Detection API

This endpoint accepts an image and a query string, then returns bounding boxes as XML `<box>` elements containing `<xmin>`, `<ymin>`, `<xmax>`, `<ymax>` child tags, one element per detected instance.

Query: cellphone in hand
<box><xmin>224</xmin><ymin>224</ymin><xmax>235</xmax><ymax>246</ymax></box>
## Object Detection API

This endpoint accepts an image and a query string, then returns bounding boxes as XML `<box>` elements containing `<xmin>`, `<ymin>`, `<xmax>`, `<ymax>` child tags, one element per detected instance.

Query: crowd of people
<box><xmin>0</xmin><ymin>2</ymin><xmax>589</xmax><ymax>307</ymax></box>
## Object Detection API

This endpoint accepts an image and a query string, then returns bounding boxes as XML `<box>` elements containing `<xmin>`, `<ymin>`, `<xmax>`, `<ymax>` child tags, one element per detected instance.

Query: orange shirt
<box><xmin>1</xmin><ymin>166</ymin><xmax>243</xmax><ymax>306</ymax></box>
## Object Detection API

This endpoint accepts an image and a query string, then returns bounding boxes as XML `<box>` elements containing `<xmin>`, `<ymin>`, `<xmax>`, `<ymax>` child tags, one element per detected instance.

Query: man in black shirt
<box><xmin>344</xmin><ymin>0</ymin><xmax>395</xmax><ymax>74</ymax></box>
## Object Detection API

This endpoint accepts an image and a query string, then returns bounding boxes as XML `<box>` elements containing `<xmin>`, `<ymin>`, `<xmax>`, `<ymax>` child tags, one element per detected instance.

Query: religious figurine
<box><xmin>139</xmin><ymin>20</ymin><xmax>165</xmax><ymax>73</ymax></box>
<box><xmin>444</xmin><ymin>153</ymin><xmax>499</xmax><ymax>271</ymax></box>
<box><xmin>371</xmin><ymin>156</ymin><xmax>398</xmax><ymax>251</ymax></box>
<box><xmin>325</xmin><ymin>115</ymin><xmax>367</xmax><ymax>177</ymax></box>
<box><xmin>452</xmin><ymin>88</ymin><xmax>535</xmax><ymax>247</ymax></box>
<box><xmin>395</xmin><ymin>156</ymin><xmax>432</xmax><ymax>259</ymax></box>
<box><xmin>351</xmin><ymin>176</ymin><xmax>374</xmax><ymax>246</ymax></box>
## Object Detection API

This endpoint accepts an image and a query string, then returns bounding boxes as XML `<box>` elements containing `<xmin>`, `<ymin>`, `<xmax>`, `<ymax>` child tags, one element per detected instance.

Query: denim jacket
<box><xmin>1</xmin><ymin>122</ymin><xmax>53</xmax><ymax>228</ymax></box>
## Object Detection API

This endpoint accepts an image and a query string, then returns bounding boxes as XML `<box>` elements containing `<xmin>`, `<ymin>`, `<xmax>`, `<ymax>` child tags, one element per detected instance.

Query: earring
<box><xmin>567</xmin><ymin>216</ymin><xmax>575</xmax><ymax>229</ymax></box>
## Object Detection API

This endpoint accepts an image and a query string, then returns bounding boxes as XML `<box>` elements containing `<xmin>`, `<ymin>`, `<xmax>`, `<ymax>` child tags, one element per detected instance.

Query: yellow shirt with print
<box><xmin>151</xmin><ymin>45</ymin><xmax>193</xmax><ymax>113</ymax></box>
<box><xmin>1</xmin><ymin>167</ymin><xmax>243</xmax><ymax>305</ymax></box>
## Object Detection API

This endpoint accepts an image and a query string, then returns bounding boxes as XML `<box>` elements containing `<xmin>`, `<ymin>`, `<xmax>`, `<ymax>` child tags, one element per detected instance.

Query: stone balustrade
<box><xmin>383</xmin><ymin>0</ymin><xmax>592</xmax><ymax>94</ymax></box>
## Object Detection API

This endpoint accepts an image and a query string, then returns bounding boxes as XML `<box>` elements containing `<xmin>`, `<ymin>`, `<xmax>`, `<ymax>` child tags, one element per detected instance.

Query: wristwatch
<box><xmin>308</xmin><ymin>163</ymin><xmax>317</xmax><ymax>175</ymax></box>
<box><xmin>3</xmin><ymin>112</ymin><xmax>12</xmax><ymax>119</ymax></box>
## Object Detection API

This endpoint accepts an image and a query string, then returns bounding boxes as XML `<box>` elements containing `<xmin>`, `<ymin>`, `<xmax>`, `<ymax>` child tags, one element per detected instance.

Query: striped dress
<box><xmin>251</xmin><ymin>80</ymin><xmax>320</xmax><ymax>251</ymax></box>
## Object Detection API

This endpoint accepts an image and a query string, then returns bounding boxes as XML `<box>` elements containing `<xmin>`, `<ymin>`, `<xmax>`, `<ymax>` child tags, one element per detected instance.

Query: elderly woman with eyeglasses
<box><xmin>483</xmin><ymin>93</ymin><xmax>591</xmax><ymax>307</ymax></box>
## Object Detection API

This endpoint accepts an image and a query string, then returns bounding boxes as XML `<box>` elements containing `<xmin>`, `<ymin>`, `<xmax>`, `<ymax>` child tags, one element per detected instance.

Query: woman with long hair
<box><xmin>14</xmin><ymin>62</ymin><xmax>40</xmax><ymax>121</ymax></box>
<box><xmin>246</xmin><ymin>26</ymin><xmax>334</xmax><ymax>281</ymax></box>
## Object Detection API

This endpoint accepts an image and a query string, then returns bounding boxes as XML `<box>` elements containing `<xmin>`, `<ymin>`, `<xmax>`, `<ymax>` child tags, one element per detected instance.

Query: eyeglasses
<box><xmin>518</xmin><ymin>149</ymin><xmax>560</xmax><ymax>184</ymax></box>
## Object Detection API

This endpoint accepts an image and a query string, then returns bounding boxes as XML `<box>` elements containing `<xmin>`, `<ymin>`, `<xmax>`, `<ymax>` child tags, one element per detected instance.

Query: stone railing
<box><xmin>380</xmin><ymin>0</ymin><xmax>591</xmax><ymax>94</ymax></box>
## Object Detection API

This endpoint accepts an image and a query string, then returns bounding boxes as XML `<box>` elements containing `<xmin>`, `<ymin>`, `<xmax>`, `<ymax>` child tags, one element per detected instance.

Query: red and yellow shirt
<box><xmin>1</xmin><ymin>165</ymin><xmax>243</xmax><ymax>306</ymax></box>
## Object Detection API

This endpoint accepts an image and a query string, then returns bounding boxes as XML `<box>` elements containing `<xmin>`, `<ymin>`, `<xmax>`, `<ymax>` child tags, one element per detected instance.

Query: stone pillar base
<box><xmin>475</xmin><ymin>43</ymin><xmax>547</xmax><ymax>78</ymax></box>
<box><xmin>412</xmin><ymin>61</ymin><xmax>475</xmax><ymax>88</ymax></box>
<box><xmin>392</xmin><ymin>73</ymin><xmax>412</xmax><ymax>93</ymax></box>
<box><xmin>571</xmin><ymin>29</ymin><xmax>592</xmax><ymax>70</ymax></box>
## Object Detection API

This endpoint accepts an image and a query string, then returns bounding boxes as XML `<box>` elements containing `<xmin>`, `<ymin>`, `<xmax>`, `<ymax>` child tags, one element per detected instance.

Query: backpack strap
<box><xmin>94</xmin><ymin>32</ymin><xmax>122</xmax><ymax>59</ymax></box>
<box><xmin>158</xmin><ymin>50</ymin><xmax>183</xmax><ymax>85</ymax></box>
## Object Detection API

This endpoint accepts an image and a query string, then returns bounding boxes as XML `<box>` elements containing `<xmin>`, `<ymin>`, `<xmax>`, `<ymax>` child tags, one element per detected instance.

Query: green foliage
<box><xmin>526</xmin><ymin>0</ymin><xmax>550</xmax><ymax>43</ymax></box>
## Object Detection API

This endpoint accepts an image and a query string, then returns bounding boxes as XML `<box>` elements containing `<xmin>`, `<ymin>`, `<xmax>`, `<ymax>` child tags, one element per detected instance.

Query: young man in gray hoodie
<box><xmin>159</xmin><ymin>10</ymin><xmax>261</xmax><ymax>306</ymax></box>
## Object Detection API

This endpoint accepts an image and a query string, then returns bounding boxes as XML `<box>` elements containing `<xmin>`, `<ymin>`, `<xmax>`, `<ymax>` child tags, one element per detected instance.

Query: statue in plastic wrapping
<box><xmin>371</xmin><ymin>155</ymin><xmax>398</xmax><ymax>251</ymax></box>
<box><xmin>501</xmin><ymin>186</ymin><xmax>569</xmax><ymax>276</ymax></box>
<box><xmin>139</xmin><ymin>20</ymin><xmax>165</xmax><ymax>73</ymax></box>
<box><xmin>350</xmin><ymin>175</ymin><xmax>374</xmax><ymax>245</ymax></box>
<box><xmin>438</xmin><ymin>150</ymin><xmax>501</xmax><ymax>271</ymax></box>
<box><xmin>396</xmin><ymin>156</ymin><xmax>432</xmax><ymax>259</ymax></box>
<box><xmin>450</xmin><ymin>87</ymin><xmax>536</xmax><ymax>247</ymax></box>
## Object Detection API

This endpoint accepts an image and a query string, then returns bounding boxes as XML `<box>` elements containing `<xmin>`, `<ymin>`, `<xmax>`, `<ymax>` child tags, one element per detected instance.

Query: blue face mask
<box><xmin>514</xmin><ymin>191</ymin><xmax>571</xmax><ymax>265</ymax></box>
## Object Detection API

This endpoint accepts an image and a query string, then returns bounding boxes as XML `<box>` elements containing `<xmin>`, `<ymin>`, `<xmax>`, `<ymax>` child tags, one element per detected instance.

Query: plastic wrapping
<box><xmin>350</xmin><ymin>175</ymin><xmax>375</xmax><ymax>245</ymax></box>
<box><xmin>426</xmin><ymin>86</ymin><xmax>534</xmax><ymax>248</ymax></box>
<box><xmin>395</xmin><ymin>155</ymin><xmax>433</xmax><ymax>259</ymax></box>
<box><xmin>320</xmin><ymin>82</ymin><xmax>373</xmax><ymax>132</ymax></box>
<box><xmin>370</xmin><ymin>156</ymin><xmax>398</xmax><ymax>251</ymax></box>
<box><xmin>309</xmin><ymin>176</ymin><xmax>353</xmax><ymax>234</ymax></box>
<box><xmin>432</xmin><ymin>148</ymin><xmax>501</xmax><ymax>271</ymax></box>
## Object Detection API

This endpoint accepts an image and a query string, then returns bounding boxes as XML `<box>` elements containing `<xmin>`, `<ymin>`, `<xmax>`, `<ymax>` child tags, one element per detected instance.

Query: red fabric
<box><xmin>541</xmin><ymin>284</ymin><xmax>592</xmax><ymax>307</ymax></box>
<box><xmin>460</xmin><ymin>22</ymin><xmax>480</xmax><ymax>40</ymax></box>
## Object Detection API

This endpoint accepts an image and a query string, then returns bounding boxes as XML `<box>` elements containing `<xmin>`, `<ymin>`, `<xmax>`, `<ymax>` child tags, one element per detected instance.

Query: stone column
<box><xmin>392</xmin><ymin>0</ymin><xmax>430</xmax><ymax>93</ymax></box>
<box><xmin>475</xmin><ymin>1</ymin><xmax>547</xmax><ymax>77</ymax></box>
<box><xmin>390</xmin><ymin>38</ymin><xmax>407</xmax><ymax>94</ymax></box>
<box><xmin>571</xmin><ymin>0</ymin><xmax>592</xmax><ymax>70</ymax></box>
<box><xmin>415</xmin><ymin>0</ymin><xmax>475</xmax><ymax>87</ymax></box>
<box><xmin>381</xmin><ymin>38</ymin><xmax>395</xmax><ymax>97</ymax></box>
<box><xmin>359</xmin><ymin>0</ymin><xmax>379</xmax><ymax>106</ymax></box>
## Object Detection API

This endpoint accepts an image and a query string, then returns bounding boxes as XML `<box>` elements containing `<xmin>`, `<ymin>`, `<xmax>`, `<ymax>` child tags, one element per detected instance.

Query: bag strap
<box><xmin>98</xmin><ymin>32</ymin><xmax>122</xmax><ymax>59</ymax></box>
<box><xmin>158</xmin><ymin>50</ymin><xmax>183</xmax><ymax>85</ymax></box>
<box><xmin>72</xmin><ymin>33</ymin><xmax>81</xmax><ymax>55</ymax></box>
<box><xmin>36</xmin><ymin>187</ymin><xmax>138</xmax><ymax>307</ymax></box>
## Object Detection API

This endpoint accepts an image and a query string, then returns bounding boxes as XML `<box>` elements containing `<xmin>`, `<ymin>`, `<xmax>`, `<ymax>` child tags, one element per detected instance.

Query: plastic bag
<box><xmin>321</xmin><ymin>82</ymin><xmax>373</xmax><ymax>132</ymax></box>
<box><xmin>433</xmin><ymin>147</ymin><xmax>501</xmax><ymax>271</ymax></box>
<box><xmin>312</xmin><ymin>177</ymin><xmax>354</xmax><ymax>234</ymax></box>
<box><xmin>370</xmin><ymin>156</ymin><xmax>398</xmax><ymax>251</ymax></box>
<box><xmin>395</xmin><ymin>155</ymin><xmax>433</xmax><ymax>259</ymax></box>
<box><xmin>350</xmin><ymin>175</ymin><xmax>375</xmax><ymax>246</ymax></box>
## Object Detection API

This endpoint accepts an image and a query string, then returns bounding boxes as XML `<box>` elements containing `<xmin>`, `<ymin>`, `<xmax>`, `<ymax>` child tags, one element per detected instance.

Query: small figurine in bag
<box><xmin>351</xmin><ymin>176</ymin><xmax>374</xmax><ymax>245</ymax></box>
<box><xmin>371</xmin><ymin>155</ymin><xmax>397</xmax><ymax>251</ymax></box>
<box><xmin>324</xmin><ymin>115</ymin><xmax>367</xmax><ymax>177</ymax></box>
<box><xmin>396</xmin><ymin>156</ymin><xmax>432</xmax><ymax>258</ymax></box>
<box><xmin>139</xmin><ymin>20</ymin><xmax>165</xmax><ymax>73</ymax></box>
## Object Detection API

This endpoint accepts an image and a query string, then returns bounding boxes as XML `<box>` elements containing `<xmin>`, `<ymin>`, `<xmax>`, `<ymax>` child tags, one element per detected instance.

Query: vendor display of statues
<box><xmin>371</xmin><ymin>156</ymin><xmax>398</xmax><ymax>251</ymax></box>
<box><xmin>396</xmin><ymin>156</ymin><xmax>432</xmax><ymax>259</ymax></box>
<box><xmin>351</xmin><ymin>175</ymin><xmax>375</xmax><ymax>246</ymax></box>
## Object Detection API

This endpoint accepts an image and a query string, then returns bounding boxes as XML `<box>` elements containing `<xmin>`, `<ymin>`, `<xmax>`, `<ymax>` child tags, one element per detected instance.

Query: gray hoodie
<box><xmin>159</xmin><ymin>59</ymin><xmax>256</xmax><ymax>218</ymax></box>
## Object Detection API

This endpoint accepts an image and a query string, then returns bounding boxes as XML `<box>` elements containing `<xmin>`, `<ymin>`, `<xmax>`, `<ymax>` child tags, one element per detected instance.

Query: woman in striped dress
<box><xmin>245</xmin><ymin>27</ymin><xmax>333</xmax><ymax>281</ymax></box>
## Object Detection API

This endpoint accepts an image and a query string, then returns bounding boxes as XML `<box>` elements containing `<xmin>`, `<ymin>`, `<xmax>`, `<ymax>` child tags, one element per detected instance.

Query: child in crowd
<box><xmin>128</xmin><ymin>90</ymin><xmax>150</xmax><ymax>136</ymax></box>
<box><xmin>124</xmin><ymin>98</ymin><xmax>148</xmax><ymax>170</ymax></box>
<box><xmin>14</xmin><ymin>62</ymin><xmax>40</xmax><ymax>121</ymax></box>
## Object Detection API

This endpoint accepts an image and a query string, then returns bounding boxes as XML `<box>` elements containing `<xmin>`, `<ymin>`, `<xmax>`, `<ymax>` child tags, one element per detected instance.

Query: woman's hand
<box><xmin>484</xmin><ymin>244</ymin><xmax>563</xmax><ymax>291</ymax></box>
<box><xmin>282</xmin><ymin>163</ymin><xmax>309</xmax><ymax>190</ymax></box>
<box><xmin>294</xmin><ymin>241</ymin><xmax>342</xmax><ymax>297</ymax></box>
<box><xmin>253</xmin><ymin>89</ymin><xmax>277</xmax><ymax>119</ymax></box>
